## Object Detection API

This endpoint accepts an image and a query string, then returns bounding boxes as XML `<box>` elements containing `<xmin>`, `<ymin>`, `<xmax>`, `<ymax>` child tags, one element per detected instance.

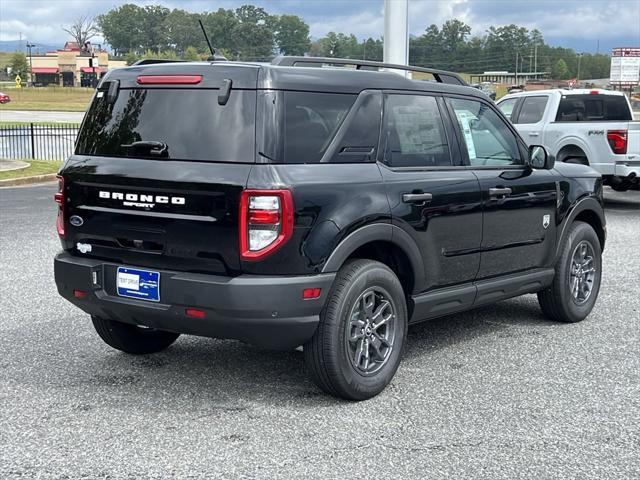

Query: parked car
<box><xmin>0</xmin><ymin>92</ymin><xmax>11</xmax><ymax>104</ymax></box>
<box><xmin>54</xmin><ymin>57</ymin><xmax>606</xmax><ymax>400</ymax></box>
<box><xmin>497</xmin><ymin>88</ymin><xmax>639</xmax><ymax>191</ymax></box>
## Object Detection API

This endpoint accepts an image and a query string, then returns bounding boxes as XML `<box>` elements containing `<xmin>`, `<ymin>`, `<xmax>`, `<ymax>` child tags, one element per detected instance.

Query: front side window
<box><xmin>497</xmin><ymin>98</ymin><xmax>518</xmax><ymax>121</ymax></box>
<box><xmin>449</xmin><ymin>97</ymin><xmax>522</xmax><ymax>166</ymax></box>
<box><xmin>382</xmin><ymin>94</ymin><xmax>451</xmax><ymax>168</ymax></box>
<box><xmin>517</xmin><ymin>96</ymin><xmax>548</xmax><ymax>124</ymax></box>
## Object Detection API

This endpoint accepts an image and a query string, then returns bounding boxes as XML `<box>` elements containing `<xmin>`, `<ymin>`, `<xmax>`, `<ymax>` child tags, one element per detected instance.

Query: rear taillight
<box><xmin>607</xmin><ymin>130</ymin><xmax>628</xmax><ymax>155</ymax></box>
<box><xmin>54</xmin><ymin>175</ymin><xmax>65</xmax><ymax>238</ymax></box>
<box><xmin>239</xmin><ymin>189</ymin><xmax>293</xmax><ymax>261</ymax></box>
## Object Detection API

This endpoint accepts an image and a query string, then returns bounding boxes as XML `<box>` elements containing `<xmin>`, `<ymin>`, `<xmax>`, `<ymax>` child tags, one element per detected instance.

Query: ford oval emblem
<box><xmin>69</xmin><ymin>215</ymin><xmax>84</xmax><ymax>227</ymax></box>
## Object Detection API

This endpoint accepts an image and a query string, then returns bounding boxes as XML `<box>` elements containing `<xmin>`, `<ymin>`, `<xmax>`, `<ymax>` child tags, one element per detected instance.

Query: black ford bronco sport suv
<box><xmin>54</xmin><ymin>57</ymin><xmax>606</xmax><ymax>400</ymax></box>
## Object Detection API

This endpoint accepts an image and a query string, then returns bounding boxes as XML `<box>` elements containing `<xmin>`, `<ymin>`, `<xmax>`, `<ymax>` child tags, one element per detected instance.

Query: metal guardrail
<box><xmin>0</xmin><ymin>123</ymin><xmax>80</xmax><ymax>161</ymax></box>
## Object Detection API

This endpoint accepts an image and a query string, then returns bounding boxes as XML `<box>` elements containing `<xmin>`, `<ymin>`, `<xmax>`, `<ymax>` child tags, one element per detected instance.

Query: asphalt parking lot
<box><xmin>1</xmin><ymin>183</ymin><xmax>638</xmax><ymax>479</ymax></box>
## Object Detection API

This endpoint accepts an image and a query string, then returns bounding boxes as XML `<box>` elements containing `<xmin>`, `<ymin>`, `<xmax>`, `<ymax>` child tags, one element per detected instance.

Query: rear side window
<box><xmin>382</xmin><ymin>94</ymin><xmax>451</xmax><ymax>168</ymax></box>
<box><xmin>76</xmin><ymin>89</ymin><xmax>256</xmax><ymax>162</ymax></box>
<box><xmin>555</xmin><ymin>94</ymin><xmax>632</xmax><ymax>121</ymax></box>
<box><xmin>517</xmin><ymin>96</ymin><xmax>548</xmax><ymax>124</ymax></box>
<box><xmin>497</xmin><ymin>98</ymin><xmax>518</xmax><ymax>120</ymax></box>
<box><xmin>283</xmin><ymin>92</ymin><xmax>355</xmax><ymax>163</ymax></box>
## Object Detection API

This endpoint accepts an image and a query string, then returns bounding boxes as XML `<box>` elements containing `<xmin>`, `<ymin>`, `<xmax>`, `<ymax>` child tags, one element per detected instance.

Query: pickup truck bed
<box><xmin>498</xmin><ymin>89</ymin><xmax>640</xmax><ymax>191</ymax></box>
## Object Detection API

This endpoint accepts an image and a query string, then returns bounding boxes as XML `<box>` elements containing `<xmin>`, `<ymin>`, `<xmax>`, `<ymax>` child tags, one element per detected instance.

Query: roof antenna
<box><xmin>198</xmin><ymin>19</ymin><xmax>227</xmax><ymax>62</ymax></box>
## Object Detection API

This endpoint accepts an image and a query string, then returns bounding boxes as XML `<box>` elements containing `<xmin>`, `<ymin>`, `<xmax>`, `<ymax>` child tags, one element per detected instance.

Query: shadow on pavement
<box><xmin>65</xmin><ymin>298</ymin><xmax>559</xmax><ymax>404</ymax></box>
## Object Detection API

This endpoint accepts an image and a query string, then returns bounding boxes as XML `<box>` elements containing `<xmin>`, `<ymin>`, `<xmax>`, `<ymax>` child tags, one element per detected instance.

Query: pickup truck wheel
<box><xmin>537</xmin><ymin>221</ymin><xmax>602</xmax><ymax>323</ymax></box>
<box><xmin>91</xmin><ymin>316</ymin><xmax>180</xmax><ymax>354</ymax></box>
<box><xmin>304</xmin><ymin>259</ymin><xmax>407</xmax><ymax>400</ymax></box>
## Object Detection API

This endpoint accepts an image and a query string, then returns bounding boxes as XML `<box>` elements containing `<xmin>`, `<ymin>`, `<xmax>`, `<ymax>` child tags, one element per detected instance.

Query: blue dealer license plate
<box><xmin>116</xmin><ymin>267</ymin><xmax>160</xmax><ymax>302</ymax></box>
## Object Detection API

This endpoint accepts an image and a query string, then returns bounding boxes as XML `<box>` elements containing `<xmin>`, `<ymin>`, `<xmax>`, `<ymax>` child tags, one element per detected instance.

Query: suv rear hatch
<box><xmin>59</xmin><ymin>62</ymin><xmax>259</xmax><ymax>275</ymax></box>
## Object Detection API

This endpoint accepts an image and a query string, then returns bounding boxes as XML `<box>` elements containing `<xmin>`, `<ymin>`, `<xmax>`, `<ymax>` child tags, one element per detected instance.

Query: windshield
<box><xmin>76</xmin><ymin>88</ymin><xmax>256</xmax><ymax>162</ymax></box>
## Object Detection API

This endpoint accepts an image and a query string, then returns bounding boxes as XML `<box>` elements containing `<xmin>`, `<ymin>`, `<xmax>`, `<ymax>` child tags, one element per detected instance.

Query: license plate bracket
<box><xmin>116</xmin><ymin>267</ymin><xmax>160</xmax><ymax>302</ymax></box>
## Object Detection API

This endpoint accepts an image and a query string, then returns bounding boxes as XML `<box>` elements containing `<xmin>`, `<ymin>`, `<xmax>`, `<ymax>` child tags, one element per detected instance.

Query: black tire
<box><xmin>304</xmin><ymin>259</ymin><xmax>408</xmax><ymax>401</ymax></box>
<box><xmin>91</xmin><ymin>316</ymin><xmax>180</xmax><ymax>354</ymax></box>
<box><xmin>537</xmin><ymin>221</ymin><xmax>602</xmax><ymax>323</ymax></box>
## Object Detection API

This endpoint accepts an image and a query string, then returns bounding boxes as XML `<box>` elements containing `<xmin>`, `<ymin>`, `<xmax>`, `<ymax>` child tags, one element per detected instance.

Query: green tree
<box><xmin>231</xmin><ymin>5</ymin><xmax>274</xmax><ymax>60</ymax></box>
<box><xmin>274</xmin><ymin>15</ymin><xmax>310</xmax><ymax>55</ymax></box>
<box><xmin>164</xmin><ymin>9</ymin><xmax>201</xmax><ymax>54</ymax></box>
<box><xmin>124</xmin><ymin>51</ymin><xmax>139</xmax><ymax>66</ymax></box>
<box><xmin>8</xmin><ymin>52</ymin><xmax>29</xmax><ymax>75</ymax></box>
<box><xmin>440</xmin><ymin>19</ymin><xmax>471</xmax><ymax>53</ymax></box>
<box><xmin>362</xmin><ymin>37</ymin><xmax>383</xmax><ymax>61</ymax></box>
<box><xmin>183</xmin><ymin>46</ymin><xmax>201</xmax><ymax>61</ymax></box>
<box><xmin>552</xmin><ymin>58</ymin><xmax>570</xmax><ymax>79</ymax></box>
<box><xmin>201</xmin><ymin>8</ymin><xmax>238</xmax><ymax>54</ymax></box>
<box><xmin>141</xmin><ymin>5</ymin><xmax>170</xmax><ymax>52</ymax></box>
<box><xmin>98</xmin><ymin>4</ymin><xmax>147</xmax><ymax>55</ymax></box>
<box><xmin>317</xmin><ymin>32</ymin><xmax>360</xmax><ymax>58</ymax></box>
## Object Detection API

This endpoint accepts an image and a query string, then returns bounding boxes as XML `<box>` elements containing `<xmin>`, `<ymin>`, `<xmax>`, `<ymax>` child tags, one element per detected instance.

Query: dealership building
<box><xmin>28</xmin><ymin>42</ymin><xmax>127</xmax><ymax>87</ymax></box>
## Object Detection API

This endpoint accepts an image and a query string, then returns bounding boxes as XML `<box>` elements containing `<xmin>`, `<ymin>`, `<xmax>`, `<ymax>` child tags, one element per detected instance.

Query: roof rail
<box><xmin>271</xmin><ymin>56</ymin><xmax>467</xmax><ymax>86</ymax></box>
<box><xmin>131</xmin><ymin>59</ymin><xmax>187</xmax><ymax>66</ymax></box>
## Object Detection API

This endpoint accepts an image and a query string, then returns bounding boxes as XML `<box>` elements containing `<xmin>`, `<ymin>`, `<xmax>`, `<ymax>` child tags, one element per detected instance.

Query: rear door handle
<box><xmin>402</xmin><ymin>193</ymin><xmax>433</xmax><ymax>203</ymax></box>
<box><xmin>528</xmin><ymin>132</ymin><xmax>540</xmax><ymax>137</ymax></box>
<box><xmin>489</xmin><ymin>187</ymin><xmax>512</xmax><ymax>197</ymax></box>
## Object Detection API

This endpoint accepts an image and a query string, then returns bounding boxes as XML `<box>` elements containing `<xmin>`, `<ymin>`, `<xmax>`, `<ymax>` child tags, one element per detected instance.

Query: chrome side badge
<box><xmin>77</xmin><ymin>243</ymin><xmax>92</xmax><ymax>254</ymax></box>
<box><xmin>69</xmin><ymin>215</ymin><xmax>84</xmax><ymax>227</ymax></box>
<box><xmin>542</xmin><ymin>214</ymin><xmax>550</xmax><ymax>229</ymax></box>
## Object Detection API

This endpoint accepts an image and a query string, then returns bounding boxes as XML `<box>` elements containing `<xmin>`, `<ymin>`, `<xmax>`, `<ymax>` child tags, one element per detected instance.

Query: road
<box><xmin>0</xmin><ymin>110</ymin><xmax>85</xmax><ymax>124</ymax></box>
<box><xmin>1</xmin><ymin>183</ymin><xmax>638</xmax><ymax>479</ymax></box>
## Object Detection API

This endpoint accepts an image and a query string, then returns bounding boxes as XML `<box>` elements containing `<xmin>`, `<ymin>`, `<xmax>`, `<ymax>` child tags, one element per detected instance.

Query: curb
<box><xmin>0</xmin><ymin>173</ymin><xmax>58</xmax><ymax>188</ymax></box>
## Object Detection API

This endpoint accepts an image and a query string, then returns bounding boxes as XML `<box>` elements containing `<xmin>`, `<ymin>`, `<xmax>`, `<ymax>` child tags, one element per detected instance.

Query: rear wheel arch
<box><xmin>322</xmin><ymin>224</ymin><xmax>425</xmax><ymax>298</ymax></box>
<box><xmin>557</xmin><ymin>144</ymin><xmax>589</xmax><ymax>164</ymax></box>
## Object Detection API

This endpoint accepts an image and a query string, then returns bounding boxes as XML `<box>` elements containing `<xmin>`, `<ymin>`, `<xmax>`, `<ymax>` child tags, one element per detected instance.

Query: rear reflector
<box><xmin>302</xmin><ymin>288</ymin><xmax>321</xmax><ymax>300</ymax></box>
<box><xmin>185</xmin><ymin>308</ymin><xmax>206</xmax><ymax>319</ymax></box>
<box><xmin>136</xmin><ymin>75</ymin><xmax>202</xmax><ymax>85</ymax></box>
<box><xmin>73</xmin><ymin>290</ymin><xmax>87</xmax><ymax>299</ymax></box>
<box><xmin>54</xmin><ymin>175</ymin><xmax>65</xmax><ymax>238</ymax></box>
<box><xmin>607</xmin><ymin>130</ymin><xmax>628</xmax><ymax>155</ymax></box>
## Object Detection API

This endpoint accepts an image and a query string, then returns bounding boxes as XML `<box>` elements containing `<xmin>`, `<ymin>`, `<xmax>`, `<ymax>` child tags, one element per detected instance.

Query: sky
<box><xmin>1</xmin><ymin>0</ymin><xmax>639</xmax><ymax>54</ymax></box>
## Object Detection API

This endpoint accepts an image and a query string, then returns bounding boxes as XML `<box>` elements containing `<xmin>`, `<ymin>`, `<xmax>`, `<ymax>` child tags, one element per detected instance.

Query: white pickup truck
<box><xmin>497</xmin><ymin>89</ymin><xmax>639</xmax><ymax>191</ymax></box>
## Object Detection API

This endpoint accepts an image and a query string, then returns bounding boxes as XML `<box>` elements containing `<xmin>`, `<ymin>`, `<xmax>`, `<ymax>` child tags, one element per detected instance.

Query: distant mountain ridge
<box><xmin>0</xmin><ymin>40</ymin><xmax>61</xmax><ymax>54</ymax></box>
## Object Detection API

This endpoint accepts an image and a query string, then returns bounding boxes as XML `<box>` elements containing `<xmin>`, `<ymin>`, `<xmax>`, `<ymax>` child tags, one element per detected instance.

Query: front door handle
<box><xmin>402</xmin><ymin>193</ymin><xmax>433</xmax><ymax>204</ymax></box>
<box><xmin>489</xmin><ymin>187</ymin><xmax>512</xmax><ymax>197</ymax></box>
<box><xmin>529</xmin><ymin>132</ymin><xmax>540</xmax><ymax>137</ymax></box>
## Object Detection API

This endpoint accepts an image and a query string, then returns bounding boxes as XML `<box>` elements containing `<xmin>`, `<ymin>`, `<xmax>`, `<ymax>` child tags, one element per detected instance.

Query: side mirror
<box><xmin>528</xmin><ymin>145</ymin><xmax>554</xmax><ymax>170</ymax></box>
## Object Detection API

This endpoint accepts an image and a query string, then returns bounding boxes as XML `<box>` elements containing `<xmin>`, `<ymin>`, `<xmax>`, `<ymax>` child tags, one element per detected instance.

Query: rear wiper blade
<box><xmin>121</xmin><ymin>141</ymin><xmax>168</xmax><ymax>157</ymax></box>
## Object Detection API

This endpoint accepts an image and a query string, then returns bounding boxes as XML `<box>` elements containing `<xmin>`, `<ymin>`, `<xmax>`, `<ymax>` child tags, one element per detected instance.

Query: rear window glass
<box><xmin>283</xmin><ymin>92</ymin><xmax>355</xmax><ymax>163</ymax></box>
<box><xmin>555</xmin><ymin>94</ymin><xmax>631</xmax><ymax>122</ymax></box>
<box><xmin>76</xmin><ymin>89</ymin><xmax>256</xmax><ymax>162</ymax></box>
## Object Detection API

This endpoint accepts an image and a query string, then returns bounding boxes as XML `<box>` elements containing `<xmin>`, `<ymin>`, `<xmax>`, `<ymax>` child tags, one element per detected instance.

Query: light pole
<box><xmin>26</xmin><ymin>42</ymin><xmax>35</xmax><ymax>86</ymax></box>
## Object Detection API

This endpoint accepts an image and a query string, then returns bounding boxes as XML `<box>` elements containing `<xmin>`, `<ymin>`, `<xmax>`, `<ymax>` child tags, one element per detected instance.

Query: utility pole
<box><xmin>515</xmin><ymin>51</ymin><xmax>518</xmax><ymax>85</ymax></box>
<box><xmin>26</xmin><ymin>42</ymin><xmax>35</xmax><ymax>86</ymax></box>
<box><xmin>534</xmin><ymin>43</ymin><xmax>538</xmax><ymax>78</ymax></box>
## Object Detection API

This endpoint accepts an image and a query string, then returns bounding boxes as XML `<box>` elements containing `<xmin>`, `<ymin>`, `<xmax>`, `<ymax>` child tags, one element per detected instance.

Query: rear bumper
<box><xmin>614</xmin><ymin>160</ymin><xmax>640</xmax><ymax>178</ymax></box>
<box><xmin>54</xmin><ymin>252</ymin><xmax>335</xmax><ymax>350</ymax></box>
